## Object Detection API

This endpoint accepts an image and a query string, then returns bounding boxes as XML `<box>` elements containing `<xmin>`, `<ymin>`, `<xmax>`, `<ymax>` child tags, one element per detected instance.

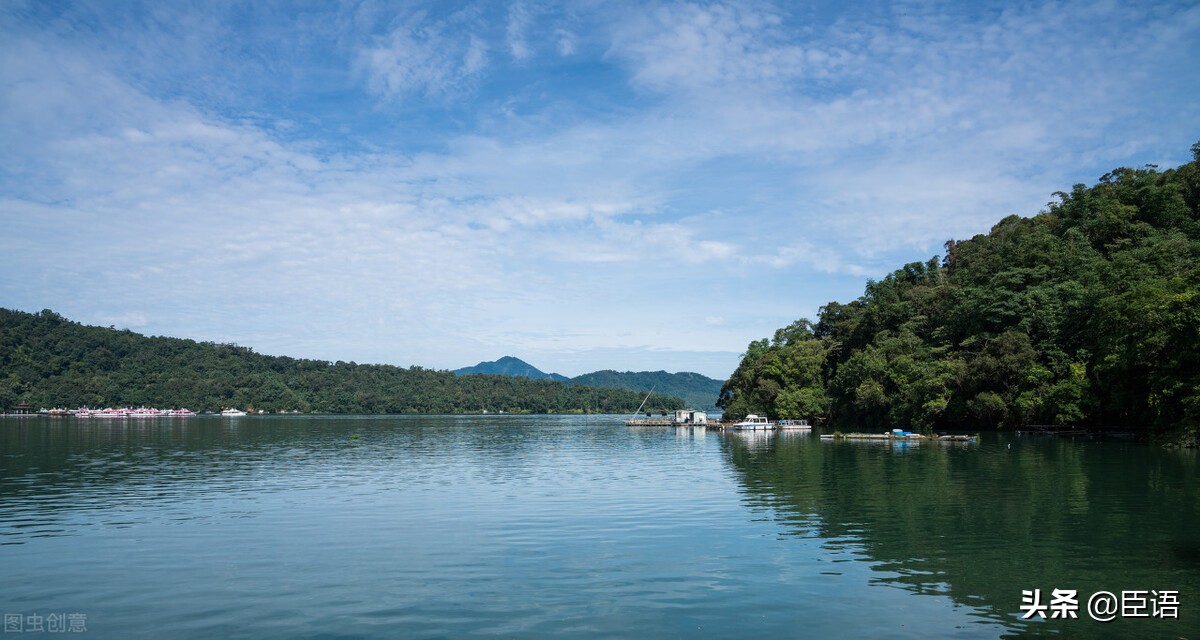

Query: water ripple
<box><xmin>2</xmin><ymin>417</ymin><xmax>1196</xmax><ymax>638</ymax></box>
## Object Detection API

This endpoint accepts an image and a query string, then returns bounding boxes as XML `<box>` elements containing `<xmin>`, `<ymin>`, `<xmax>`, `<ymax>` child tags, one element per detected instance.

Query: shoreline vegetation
<box><xmin>0</xmin><ymin>309</ymin><xmax>683</xmax><ymax>416</ymax></box>
<box><xmin>5</xmin><ymin>146</ymin><xmax>1197</xmax><ymax>445</ymax></box>
<box><xmin>719</xmin><ymin>143</ymin><xmax>1200</xmax><ymax>448</ymax></box>
<box><xmin>454</xmin><ymin>356</ymin><xmax>724</xmax><ymax>411</ymax></box>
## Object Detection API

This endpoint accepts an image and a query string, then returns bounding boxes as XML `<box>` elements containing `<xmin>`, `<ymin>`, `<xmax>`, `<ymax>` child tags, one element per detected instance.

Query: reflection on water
<box><xmin>1</xmin><ymin>416</ymin><xmax>1196</xmax><ymax>639</ymax></box>
<box><xmin>719</xmin><ymin>428</ymin><xmax>1200</xmax><ymax>638</ymax></box>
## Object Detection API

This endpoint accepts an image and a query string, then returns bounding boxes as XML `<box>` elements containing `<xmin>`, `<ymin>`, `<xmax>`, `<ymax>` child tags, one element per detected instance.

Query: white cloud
<box><xmin>506</xmin><ymin>3</ymin><xmax>533</xmax><ymax>60</ymax></box>
<box><xmin>554</xmin><ymin>28</ymin><xmax>577</xmax><ymax>56</ymax></box>
<box><xmin>357</xmin><ymin>10</ymin><xmax>491</xmax><ymax>100</ymax></box>
<box><xmin>95</xmin><ymin>312</ymin><xmax>149</xmax><ymax>329</ymax></box>
<box><xmin>755</xmin><ymin>242</ymin><xmax>875</xmax><ymax>278</ymax></box>
<box><xmin>2</xmin><ymin>0</ymin><xmax>1198</xmax><ymax>378</ymax></box>
<box><xmin>608</xmin><ymin>2</ymin><xmax>827</xmax><ymax>95</ymax></box>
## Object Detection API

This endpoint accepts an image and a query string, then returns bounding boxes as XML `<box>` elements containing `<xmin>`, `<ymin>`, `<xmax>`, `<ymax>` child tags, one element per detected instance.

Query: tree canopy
<box><xmin>0</xmin><ymin>309</ymin><xmax>682</xmax><ymax>415</ymax></box>
<box><xmin>568</xmin><ymin>370</ymin><xmax>724</xmax><ymax>411</ymax></box>
<box><xmin>719</xmin><ymin>144</ymin><xmax>1200</xmax><ymax>445</ymax></box>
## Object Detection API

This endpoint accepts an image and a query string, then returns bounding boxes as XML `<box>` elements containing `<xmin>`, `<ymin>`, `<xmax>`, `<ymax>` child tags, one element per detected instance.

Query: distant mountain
<box><xmin>455</xmin><ymin>357</ymin><xmax>724</xmax><ymax>411</ymax></box>
<box><xmin>568</xmin><ymin>370</ymin><xmax>723</xmax><ymax>411</ymax></box>
<box><xmin>0</xmin><ymin>309</ymin><xmax>683</xmax><ymax>414</ymax></box>
<box><xmin>453</xmin><ymin>356</ymin><xmax>570</xmax><ymax>382</ymax></box>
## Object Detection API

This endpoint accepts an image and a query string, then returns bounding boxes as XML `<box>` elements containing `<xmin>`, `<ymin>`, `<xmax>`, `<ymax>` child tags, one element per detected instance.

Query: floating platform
<box><xmin>624</xmin><ymin>419</ymin><xmax>677</xmax><ymax>427</ymax></box>
<box><xmin>819</xmin><ymin>433</ymin><xmax>923</xmax><ymax>440</ymax></box>
<box><xmin>819</xmin><ymin>432</ymin><xmax>977</xmax><ymax>442</ymax></box>
<box><xmin>712</xmin><ymin>423</ymin><xmax>772</xmax><ymax>431</ymax></box>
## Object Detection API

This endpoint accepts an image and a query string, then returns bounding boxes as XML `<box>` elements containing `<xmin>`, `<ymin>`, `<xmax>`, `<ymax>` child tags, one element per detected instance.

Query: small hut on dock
<box><xmin>674</xmin><ymin>410</ymin><xmax>708</xmax><ymax>425</ymax></box>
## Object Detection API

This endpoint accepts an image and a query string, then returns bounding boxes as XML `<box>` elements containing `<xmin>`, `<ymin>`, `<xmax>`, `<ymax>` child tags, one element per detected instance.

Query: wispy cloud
<box><xmin>357</xmin><ymin>8</ymin><xmax>490</xmax><ymax>101</ymax></box>
<box><xmin>505</xmin><ymin>3</ymin><xmax>533</xmax><ymax>61</ymax></box>
<box><xmin>2</xmin><ymin>0</ymin><xmax>1198</xmax><ymax>379</ymax></box>
<box><xmin>609</xmin><ymin>2</ymin><xmax>821</xmax><ymax>94</ymax></box>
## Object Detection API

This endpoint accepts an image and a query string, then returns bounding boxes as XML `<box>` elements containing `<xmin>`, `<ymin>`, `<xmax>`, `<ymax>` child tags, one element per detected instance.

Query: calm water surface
<box><xmin>1</xmin><ymin>415</ymin><xmax>1196</xmax><ymax>638</ymax></box>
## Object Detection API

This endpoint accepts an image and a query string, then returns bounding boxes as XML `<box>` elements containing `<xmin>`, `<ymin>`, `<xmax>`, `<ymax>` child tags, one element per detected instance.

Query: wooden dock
<box><xmin>819</xmin><ymin>432</ymin><xmax>978</xmax><ymax>442</ymax></box>
<box><xmin>820</xmin><ymin>433</ymin><xmax>923</xmax><ymax>440</ymax></box>
<box><xmin>624</xmin><ymin>419</ymin><xmax>677</xmax><ymax>427</ymax></box>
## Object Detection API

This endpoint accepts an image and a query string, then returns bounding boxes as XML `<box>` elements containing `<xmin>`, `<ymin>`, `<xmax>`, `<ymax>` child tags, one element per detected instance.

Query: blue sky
<box><xmin>2</xmin><ymin>0</ymin><xmax>1198</xmax><ymax>379</ymax></box>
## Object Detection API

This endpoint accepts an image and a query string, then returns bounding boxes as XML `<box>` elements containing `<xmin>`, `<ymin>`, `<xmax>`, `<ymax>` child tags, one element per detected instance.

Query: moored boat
<box><xmin>74</xmin><ymin>406</ymin><xmax>195</xmax><ymax>418</ymax></box>
<box><xmin>164</xmin><ymin>408</ymin><xmax>197</xmax><ymax>417</ymax></box>
<box><xmin>731</xmin><ymin>414</ymin><xmax>774</xmax><ymax>430</ymax></box>
<box><xmin>777</xmin><ymin>419</ymin><xmax>811</xmax><ymax>429</ymax></box>
<box><xmin>76</xmin><ymin>407</ymin><xmax>133</xmax><ymax>418</ymax></box>
<box><xmin>129</xmin><ymin>407</ymin><xmax>164</xmax><ymax>418</ymax></box>
<box><xmin>220</xmin><ymin>408</ymin><xmax>248</xmax><ymax>417</ymax></box>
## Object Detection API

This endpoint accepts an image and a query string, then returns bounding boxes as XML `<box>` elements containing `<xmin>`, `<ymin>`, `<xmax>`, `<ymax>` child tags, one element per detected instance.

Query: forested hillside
<box><xmin>569</xmin><ymin>370</ymin><xmax>723</xmax><ymax>411</ymax></box>
<box><xmin>0</xmin><ymin>309</ymin><xmax>682</xmax><ymax>414</ymax></box>
<box><xmin>719</xmin><ymin>144</ymin><xmax>1200</xmax><ymax>444</ymax></box>
<box><xmin>454</xmin><ymin>358</ymin><xmax>724</xmax><ymax>410</ymax></box>
<box><xmin>453</xmin><ymin>356</ymin><xmax>570</xmax><ymax>381</ymax></box>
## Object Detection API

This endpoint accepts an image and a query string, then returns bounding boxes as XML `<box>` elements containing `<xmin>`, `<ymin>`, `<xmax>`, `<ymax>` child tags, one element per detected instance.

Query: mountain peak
<box><xmin>453</xmin><ymin>356</ymin><xmax>569</xmax><ymax>381</ymax></box>
<box><xmin>453</xmin><ymin>358</ymin><xmax>724</xmax><ymax>410</ymax></box>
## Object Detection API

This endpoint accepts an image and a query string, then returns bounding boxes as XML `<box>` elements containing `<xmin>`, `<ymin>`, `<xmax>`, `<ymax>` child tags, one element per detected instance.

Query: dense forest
<box><xmin>719</xmin><ymin>144</ymin><xmax>1200</xmax><ymax>445</ymax></box>
<box><xmin>454</xmin><ymin>356</ymin><xmax>570</xmax><ymax>381</ymax></box>
<box><xmin>568</xmin><ymin>370</ymin><xmax>723</xmax><ymax>411</ymax></box>
<box><xmin>0</xmin><ymin>309</ymin><xmax>682</xmax><ymax>414</ymax></box>
<box><xmin>455</xmin><ymin>357</ymin><xmax>724</xmax><ymax>410</ymax></box>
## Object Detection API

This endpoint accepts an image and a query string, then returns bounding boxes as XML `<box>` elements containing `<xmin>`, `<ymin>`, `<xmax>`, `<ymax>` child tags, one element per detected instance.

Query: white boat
<box><xmin>777</xmin><ymin>419</ymin><xmax>811</xmax><ymax>429</ymax></box>
<box><xmin>129</xmin><ymin>407</ymin><xmax>164</xmax><ymax>418</ymax></box>
<box><xmin>220</xmin><ymin>408</ymin><xmax>248</xmax><ymax>416</ymax></box>
<box><xmin>731</xmin><ymin>414</ymin><xmax>774</xmax><ymax>430</ymax></box>
<box><xmin>77</xmin><ymin>407</ymin><xmax>132</xmax><ymax>418</ymax></box>
<box><xmin>74</xmin><ymin>406</ymin><xmax>197</xmax><ymax>418</ymax></box>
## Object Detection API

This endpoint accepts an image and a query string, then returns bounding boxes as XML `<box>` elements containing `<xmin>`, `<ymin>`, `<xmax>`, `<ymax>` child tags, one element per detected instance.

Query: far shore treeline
<box><xmin>0</xmin><ymin>310</ymin><xmax>682</xmax><ymax>415</ymax></box>
<box><xmin>720</xmin><ymin>143</ymin><xmax>1200</xmax><ymax>446</ymax></box>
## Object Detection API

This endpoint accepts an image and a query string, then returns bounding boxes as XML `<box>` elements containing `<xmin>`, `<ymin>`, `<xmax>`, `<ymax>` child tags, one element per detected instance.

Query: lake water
<box><xmin>1</xmin><ymin>415</ymin><xmax>1196</xmax><ymax>639</ymax></box>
